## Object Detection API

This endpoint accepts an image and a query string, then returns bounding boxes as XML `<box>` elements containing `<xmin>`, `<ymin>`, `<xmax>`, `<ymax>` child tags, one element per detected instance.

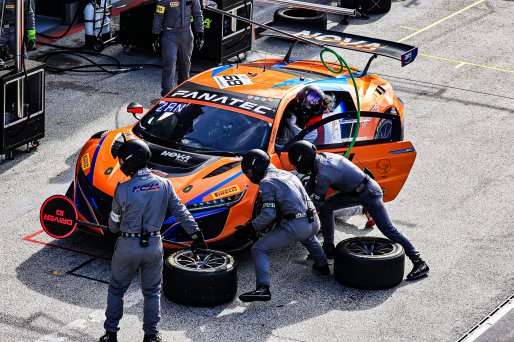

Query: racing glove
<box><xmin>235</xmin><ymin>221</ymin><xmax>259</xmax><ymax>241</ymax></box>
<box><xmin>27</xmin><ymin>29</ymin><xmax>36</xmax><ymax>51</ymax></box>
<box><xmin>194</xmin><ymin>31</ymin><xmax>204</xmax><ymax>50</ymax></box>
<box><xmin>151</xmin><ymin>33</ymin><xmax>161</xmax><ymax>53</ymax></box>
<box><xmin>190</xmin><ymin>231</ymin><xmax>207</xmax><ymax>253</ymax></box>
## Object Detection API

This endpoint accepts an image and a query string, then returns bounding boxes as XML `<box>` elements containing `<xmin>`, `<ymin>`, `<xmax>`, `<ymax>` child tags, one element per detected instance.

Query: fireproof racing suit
<box><xmin>0</xmin><ymin>0</ymin><xmax>35</xmax><ymax>58</ymax></box>
<box><xmin>104</xmin><ymin>167</ymin><xmax>200</xmax><ymax>335</ymax></box>
<box><xmin>310</xmin><ymin>152</ymin><xmax>421</xmax><ymax>262</ymax></box>
<box><xmin>249</xmin><ymin>165</ymin><xmax>327</xmax><ymax>287</ymax></box>
<box><xmin>152</xmin><ymin>0</ymin><xmax>203</xmax><ymax>96</ymax></box>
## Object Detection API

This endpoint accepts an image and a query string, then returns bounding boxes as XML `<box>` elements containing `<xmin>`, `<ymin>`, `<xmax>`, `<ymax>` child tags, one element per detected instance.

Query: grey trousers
<box><xmin>252</xmin><ymin>216</ymin><xmax>327</xmax><ymax>287</ymax></box>
<box><xmin>104</xmin><ymin>236</ymin><xmax>163</xmax><ymax>335</ymax></box>
<box><xmin>160</xmin><ymin>29</ymin><xmax>193</xmax><ymax>96</ymax></box>
<box><xmin>318</xmin><ymin>179</ymin><xmax>421</xmax><ymax>262</ymax></box>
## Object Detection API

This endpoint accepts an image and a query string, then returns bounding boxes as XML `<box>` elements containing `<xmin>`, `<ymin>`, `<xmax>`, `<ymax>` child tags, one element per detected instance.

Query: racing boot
<box><xmin>239</xmin><ymin>284</ymin><xmax>271</xmax><ymax>302</ymax></box>
<box><xmin>313</xmin><ymin>263</ymin><xmax>330</xmax><ymax>277</ymax></box>
<box><xmin>143</xmin><ymin>333</ymin><xmax>162</xmax><ymax>342</ymax></box>
<box><xmin>322</xmin><ymin>242</ymin><xmax>335</xmax><ymax>259</ymax></box>
<box><xmin>407</xmin><ymin>259</ymin><xmax>429</xmax><ymax>280</ymax></box>
<box><xmin>99</xmin><ymin>331</ymin><xmax>117</xmax><ymax>342</ymax></box>
<box><xmin>363</xmin><ymin>209</ymin><xmax>376</xmax><ymax>228</ymax></box>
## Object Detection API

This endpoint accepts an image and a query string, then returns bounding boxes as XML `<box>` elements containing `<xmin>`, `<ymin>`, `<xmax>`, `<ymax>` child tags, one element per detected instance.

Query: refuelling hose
<box><xmin>320</xmin><ymin>47</ymin><xmax>361</xmax><ymax>158</ymax></box>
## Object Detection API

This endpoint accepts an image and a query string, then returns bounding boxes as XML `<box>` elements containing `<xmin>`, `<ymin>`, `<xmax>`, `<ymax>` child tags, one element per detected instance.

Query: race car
<box><xmin>67</xmin><ymin>29</ymin><xmax>418</xmax><ymax>251</ymax></box>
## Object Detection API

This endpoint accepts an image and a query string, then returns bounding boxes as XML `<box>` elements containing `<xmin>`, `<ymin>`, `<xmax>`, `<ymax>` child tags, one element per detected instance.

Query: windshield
<box><xmin>136</xmin><ymin>100</ymin><xmax>272</xmax><ymax>154</ymax></box>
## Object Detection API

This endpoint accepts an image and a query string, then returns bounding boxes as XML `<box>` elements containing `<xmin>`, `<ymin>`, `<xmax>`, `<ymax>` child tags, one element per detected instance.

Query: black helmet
<box><xmin>241</xmin><ymin>149</ymin><xmax>270</xmax><ymax>184</ymax></box>
<box><xmin>118</xmin><ymin>139</ymin><xmax>152</xmax><ymax>177</ymax></box>
<box><xmin>295</xmin><ymin>85</ymin><xmax>327</xmax><ymax>122</ymax></box>
<box><xmin>288</xmin><ymin>140</ymin><xmax>317</xmax><ymax>174</ymax></box>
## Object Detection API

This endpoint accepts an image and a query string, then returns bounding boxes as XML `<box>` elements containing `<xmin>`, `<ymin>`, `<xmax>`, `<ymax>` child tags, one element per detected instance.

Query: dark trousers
<box><xmin>318</xmin><ymin>179</ymin><xmax>421</xmax><ymax>262</ymax></box>
<box><xmin>160</xmin><ymin>29</ymin><xmax>193</xmax><ymax>96</ymax></box>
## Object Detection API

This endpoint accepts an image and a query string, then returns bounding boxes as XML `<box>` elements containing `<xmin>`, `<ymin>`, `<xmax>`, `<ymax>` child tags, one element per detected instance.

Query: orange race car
<box><xmin>67</xmin><ymin>29</ymin><xmax>418</xmax><ymax>251</ymax></box>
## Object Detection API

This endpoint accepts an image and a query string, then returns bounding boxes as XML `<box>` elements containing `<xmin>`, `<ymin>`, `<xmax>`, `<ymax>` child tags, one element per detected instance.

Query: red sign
<box><xmin>40</xmin><ymin>195</ymin><xmax>78</xmax><ymax>239</ymax></box>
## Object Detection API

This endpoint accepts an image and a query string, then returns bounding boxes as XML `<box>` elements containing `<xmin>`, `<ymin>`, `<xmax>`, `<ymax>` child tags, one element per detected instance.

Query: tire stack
<box><xmin>274</xmin><ymin>8</ymin><xmax>328</xmax><ymax>30</ymax></box>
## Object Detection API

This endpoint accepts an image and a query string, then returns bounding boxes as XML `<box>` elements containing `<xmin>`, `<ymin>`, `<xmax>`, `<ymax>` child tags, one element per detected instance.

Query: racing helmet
<box><xmin>241</xmin><ymin>149</ymin><xmax>270</xmax><ymax>184</ymax></box>
<box><xmin>288</xmin><ymin>140</ymin><xmax>317</xmax><ymax>175</ymax></box>
<box><xmin>117</xmin><ymin>139</ymin><xmax>152</xmax><ymax>177</ymax></box>
<box><xmin>294</xmin><ymin>85</ymin><xmax>327</xmax><ymax>123</ymax></box>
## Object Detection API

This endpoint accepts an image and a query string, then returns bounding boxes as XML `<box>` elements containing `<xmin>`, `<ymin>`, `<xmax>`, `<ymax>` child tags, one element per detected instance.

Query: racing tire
<box><xmin>163</xmin><ymin>250</ymin><xmax>238</xmax><ymax>306</ymax></box>
<box><xmin>334</xmin><ymin>237</ymin><xmax>404</xmax><ymax>290</ymax></box>
<box><xmin>340</xmin><ymin>0</ymin><xmax>392</xmax><ymax>14</ymax></box>
<box><xmin>274</xmin><ymin>8</ymin><xmax>327</xmax><ymax>29</ymax></box>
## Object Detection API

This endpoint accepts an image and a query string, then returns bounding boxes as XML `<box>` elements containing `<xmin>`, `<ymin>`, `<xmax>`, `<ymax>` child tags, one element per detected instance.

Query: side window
<box><xmin>294</xmin><ymin>111</ymin><xmax>401</xmax><ymax>150</ymax></box>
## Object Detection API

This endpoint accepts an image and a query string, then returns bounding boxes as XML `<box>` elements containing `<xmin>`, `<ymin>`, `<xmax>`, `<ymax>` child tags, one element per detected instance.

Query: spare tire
<box><xmin>334</xmin><ymin>237</ymin><xmax>404</xmax><ymax>290</ymax></box>
<box><xmin>163</xmin><ymin>250</ymin><xmax>238</xmax><ymax>306</ymax></box>
<box><xmin>274</xmin><ymin>8</ymin><xmax>328</xmax><ymax>29</ymax></box>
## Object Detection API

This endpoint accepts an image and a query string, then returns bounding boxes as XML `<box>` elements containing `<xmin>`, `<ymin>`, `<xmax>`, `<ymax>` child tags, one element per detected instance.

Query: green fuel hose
<box><xmin>320</xmin><ymin>47</ymin><xmax>361</xmax><ymax>158</ymax></box>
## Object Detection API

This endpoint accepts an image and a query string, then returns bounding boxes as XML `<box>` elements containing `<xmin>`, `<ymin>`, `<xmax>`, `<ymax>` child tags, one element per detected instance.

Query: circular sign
<box><xmin>376</xmin><ymin>158</ymin><xmax>392</xmax><ymax>174</ymax></box>
<box><xmin>40</xmin><ymin>195</ymin><xmax>78</xmax><ymax>239</ymax></box>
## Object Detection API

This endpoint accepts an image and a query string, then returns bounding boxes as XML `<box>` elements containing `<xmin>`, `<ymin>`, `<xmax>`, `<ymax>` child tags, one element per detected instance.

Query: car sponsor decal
<box><xmin>188</xmin><ymin>171</ymin><xmax>243</xmax><ymax>204</ymax></box>
<box><xmin>168</xmin><ymin>83</ymin><xmax>279</xmax><ymax>119</ymax></box>
<box><xmin>376</xmin><ymin>158</ymin><xmax>392</xmax><ymax>174</ymax></box>
<box><xmin>211</xmin><ymin>184</ymin><xmax>241</xmax><ymax>199</ymax></box>
<box><xmin>213</xmin><ymin>74</ymin><xmax>254</xmax><ymax>88</ymax></box>
<box><xmin>161</xmin><ymin>150</ymin><xmax>192</xmax><ymax>163</ymax></box>
<box><xmin>81</xmin><ymin>153</ymin><xmax>91</xmax><ymax>171</ymax></box>
<box><xmin>259</xmin><ymin>22</ymin><xmax>418</xmax><ymax>66</ymax></box>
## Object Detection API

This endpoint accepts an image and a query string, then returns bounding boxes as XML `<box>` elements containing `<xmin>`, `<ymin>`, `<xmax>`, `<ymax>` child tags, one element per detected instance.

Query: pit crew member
<box><xmin>288</xmin><ymin>140</ymin><xmax>429</xmax><ymax>280</ymax></box>
<box><xmin>236</xmin><ymin>149</ymin><xmax>330</xmax><ymax>302</ymax></box>
<box><xmin>99</xmin><ymin>139</ymin><xmax>206</xmax><ymax>342</ymax></box>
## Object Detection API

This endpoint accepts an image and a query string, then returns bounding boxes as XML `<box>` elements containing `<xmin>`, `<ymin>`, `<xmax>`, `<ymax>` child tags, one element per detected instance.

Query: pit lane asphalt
<box><xmin>1</xmin><ymin>0</ymin><xmax>513</xmax><ymax>341</ymax></box>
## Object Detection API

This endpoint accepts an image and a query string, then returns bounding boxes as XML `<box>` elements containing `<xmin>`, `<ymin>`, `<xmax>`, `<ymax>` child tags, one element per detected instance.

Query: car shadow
<box><xmin>16</xmin><ymin>229</ymin><xmax>406</xmax><ymax>340</ymax></box>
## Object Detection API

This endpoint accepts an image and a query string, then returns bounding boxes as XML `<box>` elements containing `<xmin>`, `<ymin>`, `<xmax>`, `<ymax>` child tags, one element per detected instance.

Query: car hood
<box><xmin>77</xmin><ymin>128</ymin><xmax>250</xmax><ymax>206</ymax></box>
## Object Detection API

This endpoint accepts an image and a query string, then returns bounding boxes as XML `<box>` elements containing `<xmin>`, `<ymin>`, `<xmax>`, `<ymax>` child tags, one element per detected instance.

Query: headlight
<box><xmin>110</xmin><ymin>133</ymin><xmax>126</xmax><ymax>158</ymax></box>
<box><xmin>187</xmin><ymin>191</ymin><xmax>246</xmax><ymax>213</ymax></box>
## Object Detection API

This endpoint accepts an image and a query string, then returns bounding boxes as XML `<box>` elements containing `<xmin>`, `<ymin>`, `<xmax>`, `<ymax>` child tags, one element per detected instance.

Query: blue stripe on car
<box><xmin>87</xmin><ymin>135</ymin><xmax>107</xmax><ymax>183</ymax></box>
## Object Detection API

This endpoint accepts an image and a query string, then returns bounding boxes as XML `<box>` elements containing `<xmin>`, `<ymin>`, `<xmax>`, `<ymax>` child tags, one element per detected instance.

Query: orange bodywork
<box><xmin>71</xmin><ymin>58</ymin><xmax>416</xmax><ymax>251</ymax></box>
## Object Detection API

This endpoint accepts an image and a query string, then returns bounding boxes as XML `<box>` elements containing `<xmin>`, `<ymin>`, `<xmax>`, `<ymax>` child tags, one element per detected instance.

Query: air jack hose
<box><xmin>320</xmin><ymin>47</ymin><xmax>361</xmax><ymax>159</ymax></box>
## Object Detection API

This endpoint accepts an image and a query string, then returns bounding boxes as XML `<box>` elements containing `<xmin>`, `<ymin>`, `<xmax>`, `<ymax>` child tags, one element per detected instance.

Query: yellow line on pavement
<box><xmin>398</xmin><ymin>0</ymin><xmax>487</xmax><ymax>42</ymax></box>
<box><xmin>400</xmin><ymin>26</ymin><xmax>420</xmax><ymax>31</ymax></box>
<box><xmin>420</xmin><ymin>53</ymin><xmax>514</xmax><ymax>73</ymax></box>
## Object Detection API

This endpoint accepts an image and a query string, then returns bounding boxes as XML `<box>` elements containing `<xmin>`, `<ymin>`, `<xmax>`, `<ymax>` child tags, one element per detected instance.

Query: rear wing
<box><xmin>255</xmin><ymin>22</ymin><xmax>418</xmax><ymax>67</ymax></box>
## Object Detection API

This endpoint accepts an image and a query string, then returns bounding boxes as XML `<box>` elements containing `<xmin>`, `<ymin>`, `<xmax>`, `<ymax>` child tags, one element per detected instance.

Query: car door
<box><xmin>278</xmin><ymin>111</ymin><xmax>416</xmax><ymax>202</ymax></box>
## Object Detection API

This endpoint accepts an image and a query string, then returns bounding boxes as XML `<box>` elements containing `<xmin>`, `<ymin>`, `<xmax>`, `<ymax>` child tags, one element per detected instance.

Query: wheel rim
<box><xmin>346</xmin><ymin>239</ymin><xmax>395</xmax><ymax>256</ymax></box>
<box><xmin>171</xmin><ymin>250</ymin><xmax>232</xmax><ymax>272</ymax></box>
<box><xmin>375</xmin><ymin>119</ymin><xmax>393</xmax><ymax>139</ymax></box>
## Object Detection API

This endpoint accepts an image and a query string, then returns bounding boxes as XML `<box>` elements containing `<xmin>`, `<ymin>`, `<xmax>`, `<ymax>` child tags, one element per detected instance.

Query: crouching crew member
<box><xmin>236</xmin><ymin>149</ymin><xmax>330</xmax><ymax>302</ymax></box>
<box><xmin>99</xmin><ymin>139</ymin><xmax>206</xmax><ymax>342</ymax></box>
<box><xmin>288</xmin><ymin>140</ymin><xmax>429</xmax><ymax>280</ymax></box>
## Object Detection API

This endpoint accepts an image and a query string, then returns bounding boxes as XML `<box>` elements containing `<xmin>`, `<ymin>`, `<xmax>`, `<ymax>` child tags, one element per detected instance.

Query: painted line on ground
<box><xmin>457</xmin><ymin>293</ymin><xmax>514</xmax><ymax>341</ymax></box>
<box><xmin>419</xmin><ymin>53</ymin><xmax>514</xmax><ymax>73</ymax></box>
<box><xmin>398</xmin><ymin>0</ymin><xmax>487</xmax><ymax>42</ymax></box>
<box><xmin>22</xmin><ymin>229</ymin><xmax>109</xmax><ymax>260</ymax></box>
<box><xmin>400</xmin><ymin>26</ymin><xmax>420</xmax><ymax>31</ymax></box>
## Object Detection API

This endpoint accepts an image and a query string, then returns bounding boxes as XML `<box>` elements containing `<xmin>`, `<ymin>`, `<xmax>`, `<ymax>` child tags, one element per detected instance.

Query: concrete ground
<box><xmin>1</xmin><ymin>0</ymin><xmax>513</xmax><ymax>341</ymax></box>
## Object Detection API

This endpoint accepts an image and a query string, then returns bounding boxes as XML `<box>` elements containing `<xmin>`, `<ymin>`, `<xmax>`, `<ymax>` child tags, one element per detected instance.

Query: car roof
<box><xmin>188</xmin><ymin>60</ymin><xmax>337</xmax><ymax>100</ymax></box>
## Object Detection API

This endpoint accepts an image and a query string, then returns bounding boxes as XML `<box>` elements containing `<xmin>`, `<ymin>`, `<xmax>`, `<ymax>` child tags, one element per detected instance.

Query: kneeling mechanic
<box><xmin>288</xmin><ymin>140</ymin><xmax>429</xmax><ymax>280</ymax></box>
<box><xmin>237</xmin><ymin>149</ymin><xmax>330</xmax><ymax>302</ymax></box>
<box><xmin>99</xmin><ymin>139</ymin><xmax>206</xmax><ymax>342</ymax></box>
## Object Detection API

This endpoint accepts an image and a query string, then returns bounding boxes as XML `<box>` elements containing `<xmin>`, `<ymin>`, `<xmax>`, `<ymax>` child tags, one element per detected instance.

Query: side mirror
<box><xmin>127</xmin><ymin>102</ymin><xmax>144</xmax><ymax>119</ymax></box>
